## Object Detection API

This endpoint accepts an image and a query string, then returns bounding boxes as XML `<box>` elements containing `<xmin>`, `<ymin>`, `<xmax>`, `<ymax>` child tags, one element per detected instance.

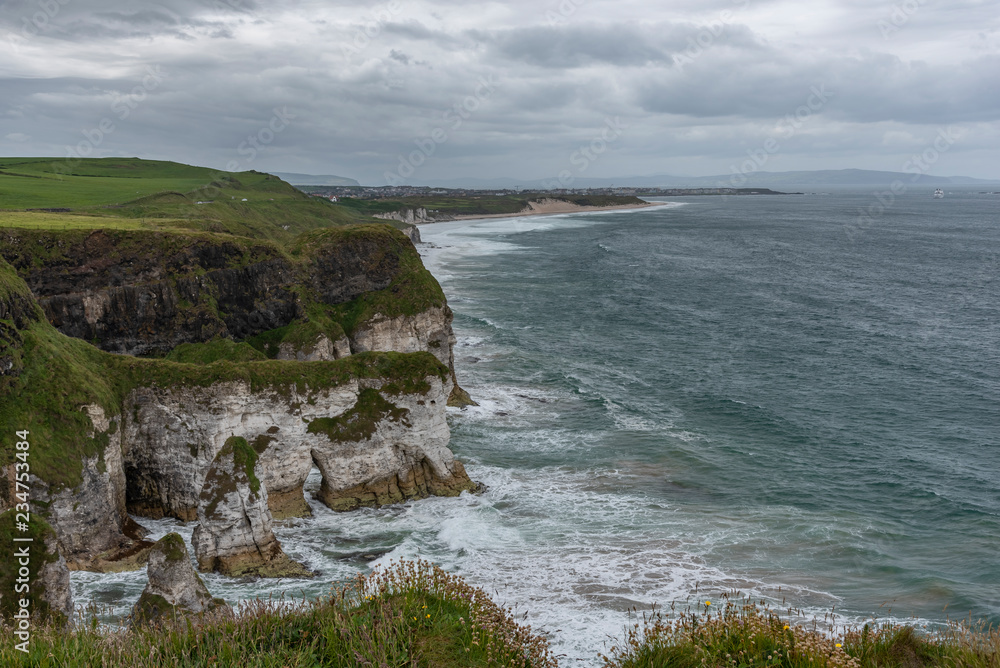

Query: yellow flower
<box><xmin>426</xmin><ymin>614</ymin><xmax>431</xmax><ymax>618</ymax></box>
<box><xmin>705</xmin><ymin>601</ymin><xmax>711</xmax><ymax>606</ymax></box>
<box><xmin>783</xmin><ymin>625</ymin><xmax>789</xmax><ymax>630</ymax></box>
<box><xmin>836</xmin><ymin>644</ymin><xmax>842</xmax><ymax>648</ymax></box>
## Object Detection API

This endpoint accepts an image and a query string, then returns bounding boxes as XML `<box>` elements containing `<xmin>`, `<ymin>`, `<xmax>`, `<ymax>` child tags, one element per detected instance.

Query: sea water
<box><xmin>73</xmin><ymin>191</ymin><xmax>1000</xmax><ymax>665</ymax></box>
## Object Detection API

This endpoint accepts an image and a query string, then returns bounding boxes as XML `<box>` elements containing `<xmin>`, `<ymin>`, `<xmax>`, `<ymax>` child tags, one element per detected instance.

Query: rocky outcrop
<box><xmin>2</xmin><ymin>226</ymin><xmax>472</xmax><ymax>402</ymax></box>
<box><xmin>403</xmin><ymin>225</ymin><xmax>421</xmax><ymax>245</ymax></box>
<box><xmin>0</xmin><ymin>230</ymin><xmax>301</xmax><ymax>357</ymax></box>
<box><xmin>36</xmin><ymin>533</ymin><xmax>73</xmax><ymax>623</ymax></box>
<box><xmin>276</xmin><ymin>334</ymin><xmax>351</xmax><ymax>361</ymax></box>
<box><xmin>37</xmin><ymin>405</ymin><xmax>153</xmax><ymax>572</ymax></box>
<box><xmin>311</xmin><ymin>379</ymin><xmax>475</xmax><ymax>511</ymax></box>
<box><xmin>132</xmin><ymin>533</ymin><xmax>227</xmax><ymax>624</ymax></box>
<box><xmin>123</xmin><ymin>380</ymin><xmax>359</xmax><ymax>521</ymax></box>
<box><xmin>351</xmin><ymin>306</ymin><xmax>454</xmax><ymax>368</ymax></box>
<box><xmin>350</xmin><ymin>305</ymin><xmax>475</xmax><ymax>406</ymax></box>
<box><xmin>0</xmin><ymin>228</ymin><xmax>426</xmax><ymax>357</ymax></box>
<box><xmin>305</xmin><ymin>231</ymin><xmax>402</xmax><ymax>305</ymax></box>
<box><xmin>0</xmin><ymin>222</ymin><xmax>481</xmax><ymax>617</ymax></box>
<box><xmin>373</xmin><ymin>208</ymin><xmax>436</xmax><ymax>225</ymax></box>
<box><xmin>191</xmin><ymin>438</ymin><xmax>310</xmax><ymax>577</ymax></box>
<box><xmin>122</xmin><ymin>365</ymin><xmax>474</xmax><ymax>523</ymax></box>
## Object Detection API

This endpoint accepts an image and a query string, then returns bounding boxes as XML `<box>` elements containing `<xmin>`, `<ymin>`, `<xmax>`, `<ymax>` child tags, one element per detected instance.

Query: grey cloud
<box><xmin>469</xmin><ymin>21</ymin><xmax>763</xmax><ymax>69</ymax></box>
<box><xmin>389</xmin><ymin>49</ymin><xmax>410</xmax><ymax>64</ymax></box>
<box><xmin>1</xmin><ymin>0</ymin><xmax>999</xmax><ymax>181</ymax></box>
<box><xmin>636</xmin><ymin>50</ymin><xmax>1000</xmax><ymax>126</ymax></box>
<box><xmin>476</xmin><ymin>24</ymin><xmax>670</xmax><ymax>68</ymax></box>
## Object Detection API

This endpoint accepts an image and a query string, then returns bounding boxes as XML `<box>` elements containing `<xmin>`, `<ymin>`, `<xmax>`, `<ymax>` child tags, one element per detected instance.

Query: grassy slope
<box><xmin>0</xmin><ymin>560</ymin><xmax>557</xmax><ymax>668</ymax></box>
<box><xmin>2</xmin><ymin>560</ymin><xmax>996</xmax><ymax>667</ymax></box>
<box><xmin>601</xmin><ymin>596</ymin><xmax>999</xmax><ymax>668</ymax></box>
<box><xmin>0</xmin><ymin>157</ymin><xmax>395</xmax><ymax>241</ymax></box>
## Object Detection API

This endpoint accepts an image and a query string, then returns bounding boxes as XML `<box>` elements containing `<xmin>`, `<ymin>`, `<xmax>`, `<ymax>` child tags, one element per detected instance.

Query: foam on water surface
<box><xmin>71</xmin><ymin>197</ymin><xmax>1000</xmax><ymax>664</ymax></box>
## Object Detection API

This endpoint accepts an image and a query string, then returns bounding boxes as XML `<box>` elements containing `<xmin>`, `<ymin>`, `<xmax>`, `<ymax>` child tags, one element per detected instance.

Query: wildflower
<box><xmin>426</xmin><ymin>614</ymin><xmax>431</xmax><ymax>618</ymax></box>
<box><xmin>705</xmin><ymin>601</ymin><xmax>711</xmax><ymax>606</ymax></box>
<box><xmin>836</xmin><ymin>643</ymin><xmax>842</xmax><ymax>648</ymax></box>
<box><xmin>784</xmin><ymin>625</ymin><xmax>789</xmax><ymax>630</ymax></box>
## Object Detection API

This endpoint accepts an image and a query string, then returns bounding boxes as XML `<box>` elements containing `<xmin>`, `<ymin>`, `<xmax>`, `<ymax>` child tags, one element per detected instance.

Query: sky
<box><xmin>2</xmin><ymin>0</ymin><xmax>999</xmax><ymax>185</ymax></box>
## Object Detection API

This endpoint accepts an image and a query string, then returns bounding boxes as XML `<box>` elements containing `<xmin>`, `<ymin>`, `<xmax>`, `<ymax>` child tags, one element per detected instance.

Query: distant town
<box><xmin>299</xmin><ymin>185</ymin><xmax>799</xmax><ymax>200</ymax></box>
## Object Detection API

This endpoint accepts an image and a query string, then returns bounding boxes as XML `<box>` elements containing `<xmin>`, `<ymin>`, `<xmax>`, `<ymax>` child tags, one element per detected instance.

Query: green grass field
<box><xmin>0</xmin><ymin>157</ymin><xmax>232</xmax><ymax>208</ymax></box>
<box><xmin>0</xmin><ymin>157</ymin><xmax>388</xmax><ymax>239</ymax></box>
<box><xmin>0</xmin><ymin>211</ymin><xmax>147</xmax><ymax>230</ymax></box>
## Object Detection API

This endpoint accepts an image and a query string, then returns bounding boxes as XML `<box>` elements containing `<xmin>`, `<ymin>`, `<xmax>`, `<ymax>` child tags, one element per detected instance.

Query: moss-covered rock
<box><xmin>131</xmin><ymin>533</ymin><xmax>228</xmax><ymax>625</ymax></box>
<box><xmin>191</xmin><ymin>438</ymin><xmax>312</xmax><ymax>578</ymax></box>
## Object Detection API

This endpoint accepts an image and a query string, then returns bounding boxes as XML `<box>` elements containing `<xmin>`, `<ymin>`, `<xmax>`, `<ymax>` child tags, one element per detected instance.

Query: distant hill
<box><xmin>672</xmin><ymin>169</ymin><xmax>1000</xmax><ymax>187</ymax></box>
<box><xmin>270</xmin><ymin>172</ymin><xmax>360</xmax><ymax>187</ymax></box>
<box><xmin>413</xmin><ymin>169</ymin><xmax>999</xmax><ymax>190</ymax></box>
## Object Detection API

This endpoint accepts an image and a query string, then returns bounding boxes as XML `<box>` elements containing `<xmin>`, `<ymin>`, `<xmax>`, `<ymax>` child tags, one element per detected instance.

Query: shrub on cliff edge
<box><xmin>601</xmin><ymin>595</ymin><xmax>1000</xmax><ymax>668</ymax></box>
<box><xmin>0</xmin><ymin>559</ymin><xmax>557</xmax><ymax>667</ymax></box>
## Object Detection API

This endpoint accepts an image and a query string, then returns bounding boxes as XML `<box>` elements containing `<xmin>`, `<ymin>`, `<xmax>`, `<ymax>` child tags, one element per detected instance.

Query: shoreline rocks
<box><xmin>132</xmin><ymin>533</ymin><xmax>228</xmax><ymax>624</ymax></box>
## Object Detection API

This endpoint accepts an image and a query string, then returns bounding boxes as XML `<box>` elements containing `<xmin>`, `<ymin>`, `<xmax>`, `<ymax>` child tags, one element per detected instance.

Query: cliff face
<box><xmin>0</xmin><ymin>222</ymin><xmax>477</xmax><ymax>623</ymax></box>
<box><xmin>122</xmin><ymin>370</ymin><xmax>469</xmax><ymax>524</ymax></box>
<box><xmin>38</xmin><ymin>405</ymin><xmax>153</xmax><ymax>572</ymax></box>
<box><xmin>0</xmin><ymin>226</ymin><xmax>466</xmax><ymax>392</ymax></box>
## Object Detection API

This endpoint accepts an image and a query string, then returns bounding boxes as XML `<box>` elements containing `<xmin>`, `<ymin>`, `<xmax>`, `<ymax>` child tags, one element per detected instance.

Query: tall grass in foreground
<box><xmin>0</xmin><ymin>560</ymin><xmax>556</xmax><ymax>667</ymax></box>
<box><xmin>601</xmin><ymin>596</ymin><xmax>1000</xmax><ymax>668</ymax></box>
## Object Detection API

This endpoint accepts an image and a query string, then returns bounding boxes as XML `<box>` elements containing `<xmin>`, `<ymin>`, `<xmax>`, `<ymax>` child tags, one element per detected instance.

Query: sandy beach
<box><xmin>416</xmin><ymin>198</ymin><xmax>659</xmax><ymax>225</ymax></box>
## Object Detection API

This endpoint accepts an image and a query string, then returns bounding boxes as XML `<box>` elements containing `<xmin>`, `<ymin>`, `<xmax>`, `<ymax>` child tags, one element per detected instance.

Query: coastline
<box><xmin>416</xmin><ymin>198</ymin><xmax>660</xmax><ymax>225</ymax></box>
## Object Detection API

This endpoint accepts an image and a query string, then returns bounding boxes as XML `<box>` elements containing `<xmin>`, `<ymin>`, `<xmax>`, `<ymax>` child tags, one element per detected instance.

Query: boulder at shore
<box><xmin>132</xmin><ymin>533</ymin><xmax>227</xmax><ymax>624</ymax></box>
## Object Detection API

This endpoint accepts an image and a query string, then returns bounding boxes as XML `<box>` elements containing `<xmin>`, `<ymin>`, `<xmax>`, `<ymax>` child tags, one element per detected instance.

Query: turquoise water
<box><xmin>74</xmin><ymin>191</ymin><xmax>999</xmax><ymax>665</ymax></box>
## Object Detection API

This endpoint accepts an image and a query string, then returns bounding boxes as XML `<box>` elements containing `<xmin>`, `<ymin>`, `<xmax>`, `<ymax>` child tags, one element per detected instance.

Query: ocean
<box><xmin>74</xmin><ymin>190</ymin><xmax>1000</xmax><ymax>665</ymax></box>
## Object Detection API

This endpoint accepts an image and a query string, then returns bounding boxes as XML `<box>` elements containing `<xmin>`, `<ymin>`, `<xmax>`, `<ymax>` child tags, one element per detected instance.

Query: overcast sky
<box><xmin>2</xmin><ymin>0</ymin><xmax>999</xmax><ymax>184</ymax></box>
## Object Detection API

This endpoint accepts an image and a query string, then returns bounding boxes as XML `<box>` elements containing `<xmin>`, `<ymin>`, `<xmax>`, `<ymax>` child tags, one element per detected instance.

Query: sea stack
<box><xmin>132</xmin><ymin>533</ymin><xmax>227</xmax><ymax>624</ymax></box>
<box><xmin>191</xmin><ymin>437</ymin><xmax>312</xmax><ymax>577</ymax></box>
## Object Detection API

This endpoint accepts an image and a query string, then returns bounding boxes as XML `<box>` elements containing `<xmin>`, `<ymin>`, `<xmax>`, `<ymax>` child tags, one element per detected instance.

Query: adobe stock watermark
<box><xmin>15</xmin><ymin>0</ymin><xmax>72</xmax><ymax>39</ymax></box>
<box><xmin>845</xmin><ymin>126</ymin><xmax>961</xmax><ymax>242</ymax></box>
<box><xmin>214</xmin><ymin>0</ymin><xmax>254</xmax><ymax>12</ymax></box>
<box><xmin>341</xmin><ymin>0</ymin><xmax>403</xmax><ymax>59</ymax></box>
<box><xmin>53</xmin><ymin>66</ymin><xmax>166</xmax><ymax>174</ymax></box>
<box><xmin>542</xmin><ymin>117</ymin><xmax>627</xmax><ymax>189</ymax></box>
<box><xmin>673</xmin><ymin>0</ymin><xmax>751</xmax><ymax>71</ymax></box>
<box><xmin>918</xmin><ymin>252</ymin><xmax>998</xmax><ymax>342</ymax></box>
<box><xmin>226</xmin><ymin>106</ymin><xmax>296</xmax><ymax>171</ymax></box>
<box><xmin>877</xmin><ymin>0</ymin><xmax>927</xmax><ymax>38</ymax></box>
<box><xmin>384</xmin><ymin>75</ymin><xmax>500</xmax><ymax>186</ymax></box>
<box><xmin>172</xmin><ymin>107</ymin><xmax>296</xmax><ymax>211</ymax></box>
<box><xmin>720</xmin><ymin>84</ymin><xmax>833</xmax><ymax>189</ymax></box>
<box><xmin>545</xmin><ymin>0</ymin><xmax>587</xmax><ymax>26</ymax></box>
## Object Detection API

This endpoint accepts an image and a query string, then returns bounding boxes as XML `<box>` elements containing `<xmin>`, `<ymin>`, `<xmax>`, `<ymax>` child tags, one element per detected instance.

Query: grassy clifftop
<box><xmin>0</xmin><ymin>157</ymin><xmax>394</xmax><ymax>241</ymax></box>
<box><xmin>0</xmin><ymin>159</ymin><xmax>453</xmax><ymax>492</ymax></box>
